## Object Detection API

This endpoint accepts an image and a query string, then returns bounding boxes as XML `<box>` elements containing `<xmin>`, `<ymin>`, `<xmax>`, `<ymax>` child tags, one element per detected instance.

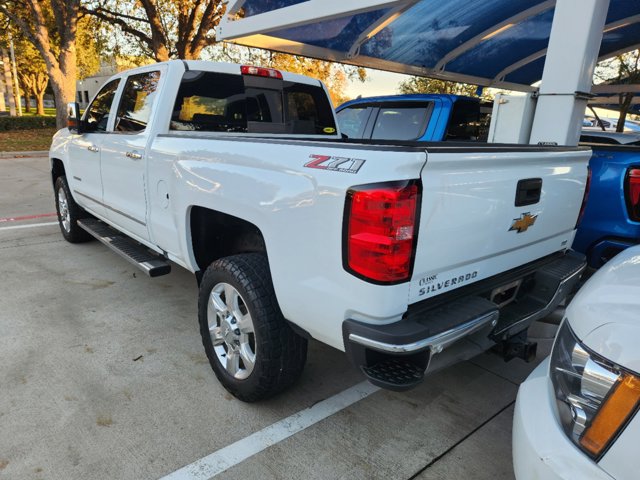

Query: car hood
<box><xmin>567</xmin><ymin>245</ymin><xmax>640</xmax><ymax>373</ymax></box>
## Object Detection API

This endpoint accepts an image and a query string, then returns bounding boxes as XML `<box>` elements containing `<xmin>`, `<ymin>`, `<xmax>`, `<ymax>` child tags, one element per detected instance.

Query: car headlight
<box><xmin>550</xmin><ymin>320</ymin><xmax>640</xmax><ymax>460</ymax></box>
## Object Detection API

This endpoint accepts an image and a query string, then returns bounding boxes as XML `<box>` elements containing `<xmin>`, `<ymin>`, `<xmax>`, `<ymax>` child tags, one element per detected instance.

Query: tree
<box><xmin>19</xmin><ymin>70</ymin><xmax>49</xmax><ymax>114</ymax></box>
<box><xmin>83</xmin><ymin>0</ymin><xmax>365</xmax><ymax>99</ymax></box>
<box><xmin>82</xmin><ymin>0</ymin><xmax>225</xmax><ymax>61</ymax></box>
<box><xmin>594</xmin><ymin>50</ymin><xmax>640</xmax><ymax>132</ymax></box>
<box><xmin>398</xmin><ymin>76</ymin><xmax>480</xmax><ymax>97</ymax></box>
<box><xmin>76</xmin><ymin>15</ymin><xmax>102</xmax><ymax>80</ymax></box>
<box><xmin>11</xmin><ymin>36</ymin><xmax>49</xmax><ymax>115</ymax></box>
<box><xmin>0</xmin><ymin>0</ymin><xmax>80</xmax><ymax>127</ymax></box>
<box><xmin>82</xmin><ymin>0</ymin><xmax>366</xmax><ymax>106</ymax></box>
<box><xmin>0</xmin><ymin>46</ymin><xmax>18</xmax><ymax>115</ymax></box>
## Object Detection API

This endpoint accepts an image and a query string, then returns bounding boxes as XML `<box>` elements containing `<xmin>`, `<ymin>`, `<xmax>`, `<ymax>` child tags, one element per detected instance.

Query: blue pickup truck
<box><xmin>572</xmin><ymin>143</ymin><xmax>640</xmax><ymax>267</ymax></box>
<box><xmin>337</xmin><ymin>95</ymin><xmax>640</xmax><ymax>268</ymax></box>
<box><xmin>336</xmin><ymin>94</ymin><xmax>490</xmax><ymax>142</ymax></box>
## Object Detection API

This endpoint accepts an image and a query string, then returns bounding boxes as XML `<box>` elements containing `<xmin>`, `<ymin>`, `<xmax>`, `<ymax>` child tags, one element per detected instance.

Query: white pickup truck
<box><xmin>50</xmin><ymin>60</ymin><xmax>589</xmax><ymax>401</ymax></box>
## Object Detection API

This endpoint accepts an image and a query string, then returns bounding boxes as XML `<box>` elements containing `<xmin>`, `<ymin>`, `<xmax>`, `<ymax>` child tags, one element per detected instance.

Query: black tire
<box><xmin>54</xmin><ymin>176</ymin><xmax>92</xmax><ymax>243</ymax></box>
<box><xmin>198</xmin><ymin>253</ymin><xmax>307</xmax><ymax>402</ymax></box>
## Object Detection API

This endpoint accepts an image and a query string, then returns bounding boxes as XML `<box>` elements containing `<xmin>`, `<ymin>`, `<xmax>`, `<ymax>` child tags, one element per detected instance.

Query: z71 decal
<box><xmin>304</xmin><ymin>154</ymin><xmax>365</xmax><ymax>174</ymax></box>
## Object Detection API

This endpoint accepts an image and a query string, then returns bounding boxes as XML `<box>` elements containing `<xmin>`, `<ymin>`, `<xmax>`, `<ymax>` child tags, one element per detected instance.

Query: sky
<box><xmin>344</xmin><ymin>69</ymin><xmax>413</xmax><ymax>99</ymax></box>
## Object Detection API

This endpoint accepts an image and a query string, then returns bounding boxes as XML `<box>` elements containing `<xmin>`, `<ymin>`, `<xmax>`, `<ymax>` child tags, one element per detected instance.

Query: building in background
<box><xmin>76</xmin><ymin>64</ymin><xmax>117</xmax><ymax>109</ymax></box>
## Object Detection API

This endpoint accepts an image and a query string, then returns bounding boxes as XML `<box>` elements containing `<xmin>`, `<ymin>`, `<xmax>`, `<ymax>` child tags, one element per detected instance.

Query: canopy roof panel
<box><xmin>255</xmin><ymin>9</ymin><xmax>393</xmax><ymax>51</ymax></box>
<box><xmin>445</xmin><ymin>9</ymin><xmax>555</xmax><ymax>80</ymax></box>
<box><xmin>218</xmin><ymin>0</ymin><xmax>640</xmax><ymax>91</ymax></box>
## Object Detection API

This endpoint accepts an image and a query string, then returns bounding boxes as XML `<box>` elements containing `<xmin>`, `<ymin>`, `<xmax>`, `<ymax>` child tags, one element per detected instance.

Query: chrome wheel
<box><xmin>208</xmin><ymin>282</ymin><xmax>256</xmax><ymax>380</ymax></box>
<box><xmin>57</xmin><ymin>188</ymin><xmax>71</xmax><ymax>233</ymax></box>
<box><xmin>198</xmin><ymin>254</ymin><xmax>308</xmax><ymax>401</ymax></box>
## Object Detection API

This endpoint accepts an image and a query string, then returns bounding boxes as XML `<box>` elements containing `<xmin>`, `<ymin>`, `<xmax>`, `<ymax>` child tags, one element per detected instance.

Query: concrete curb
<box><xmin>0</xmin><ymin>150</ymin><xmax>48</xmax><ymax>158</ymax></box>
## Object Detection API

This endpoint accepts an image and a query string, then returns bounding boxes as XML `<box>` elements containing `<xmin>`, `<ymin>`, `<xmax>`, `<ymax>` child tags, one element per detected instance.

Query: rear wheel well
<box><xmin>190</xmin><ymin>206</ymin><xmax>266</xmax><ymax>273</ymax></box>
<box><xmin>51</xmin><ymin>158</ymin><xmax>65</xmax><ymax>185</ymax></box>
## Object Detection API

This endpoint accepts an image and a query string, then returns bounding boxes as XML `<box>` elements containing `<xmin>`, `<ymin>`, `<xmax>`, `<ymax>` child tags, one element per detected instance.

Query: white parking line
<box><xmin>0</xmin><ymin>221</ymin><xmax>58</xmax><ymax>231</ymax></box>
<box><xmin>160</xmin><ymin>381</ymin><xmax>380</xmax><ymax>480</ymax></box>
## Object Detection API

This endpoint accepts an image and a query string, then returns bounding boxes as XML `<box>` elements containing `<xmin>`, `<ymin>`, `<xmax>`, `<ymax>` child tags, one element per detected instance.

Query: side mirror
<box><xmin>67</xmin><ymin>102</ymin><xmax>84</xmax><ymax>134</ymax></box>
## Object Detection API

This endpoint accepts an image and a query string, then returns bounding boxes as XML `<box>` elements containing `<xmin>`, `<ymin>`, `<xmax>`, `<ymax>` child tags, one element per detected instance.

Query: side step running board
<box><xmin>78</xmin><ymin>218</ymin><xmax>171</xmax><ymax>277</ymax></box>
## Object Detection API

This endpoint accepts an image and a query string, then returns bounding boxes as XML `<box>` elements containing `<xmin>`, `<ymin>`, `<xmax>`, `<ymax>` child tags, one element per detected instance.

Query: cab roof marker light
<box><xmin>240</xmin><ymin>65</ymin><xmax>283</xmax><ymax>80</ymax></box>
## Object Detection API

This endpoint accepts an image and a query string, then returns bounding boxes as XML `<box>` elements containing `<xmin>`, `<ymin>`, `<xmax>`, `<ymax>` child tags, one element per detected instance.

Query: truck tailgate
<box><xmin>409</xmin><ymin>146</ymin><xmax>591</xmax><ymax>304</ymax></box>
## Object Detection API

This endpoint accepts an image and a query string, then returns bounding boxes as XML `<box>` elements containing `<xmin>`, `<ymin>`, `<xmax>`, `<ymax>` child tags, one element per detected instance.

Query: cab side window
<box><xmin>336</xmin><ymin>107</ymin><xmax>371</xmax><ymax>139</ymax></box>
<box><xmin>115</xmin><ymin>71</ymin><xmax>161</xmax><ymax>133</ymax></box>
<box><xmin>83</xmin><ymin>79</ymin><xmax>120</xmax><ymax>132</ymax></box>
<box><xmin>446</xmin><ymin>100</ymin><xmax>481</xmax><ymax>141</ymax></box>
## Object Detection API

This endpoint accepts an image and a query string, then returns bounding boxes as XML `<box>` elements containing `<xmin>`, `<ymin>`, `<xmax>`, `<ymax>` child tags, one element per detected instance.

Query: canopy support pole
<box><xmin>529</xmin><ymin>0</ymin><xmax>609</xmax><ymax>146</ymax></box>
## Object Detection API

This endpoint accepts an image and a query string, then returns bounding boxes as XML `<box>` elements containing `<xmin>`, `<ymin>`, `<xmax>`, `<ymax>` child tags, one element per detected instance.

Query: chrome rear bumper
<box><xmin>343</xmin><ymin>250</ymin><xmax>586</xmax><ymax>390</ymax></box>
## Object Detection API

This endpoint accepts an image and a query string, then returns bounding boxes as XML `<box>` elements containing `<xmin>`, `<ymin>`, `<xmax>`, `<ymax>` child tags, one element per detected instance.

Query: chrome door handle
<box><xmin>87</xmin><ymin>145</ymin><xmax>99</xmax><ymax>153</ymax></box>
<box><xmin>126</xmin><ymin>151</ymin><xmax>143</xmax><ymax>160</ymax></box>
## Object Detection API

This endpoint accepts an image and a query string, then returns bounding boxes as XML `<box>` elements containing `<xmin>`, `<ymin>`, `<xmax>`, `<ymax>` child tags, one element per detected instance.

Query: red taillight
<box><xmin>626</xmin><ymin>167</ymin><xmax>640</xmax><ymax>222</ymax></box>
<box><xmin>576</xmin><ymin>166</ymin><xmax>592</xmax><ymax>228</ymax></box>
<box><xmin>240</xmin><ymin>65</ymin><xmax>283</xmax><ymax>79</ymax></box>
<box><xmin>344</xmin><ymin>181</ymin><xmax>420</xmax><ymax>284</ymax></box>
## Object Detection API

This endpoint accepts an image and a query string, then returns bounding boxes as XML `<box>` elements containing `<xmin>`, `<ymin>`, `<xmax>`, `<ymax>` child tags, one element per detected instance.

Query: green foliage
<box><xmin>10</xmin><ymin>34</ymin><xmax>50</xmax><ymax>114</ymax></box>
<box><xmin>82</xmin><ymin>0</ymin><xmax>225</xmax><ymax>61</ymax></box>
<box><xmin>0</xmin><ymin>0</ymin><xmax>81</xmax><ymax>127</ymax></box>
<box><xmin>14</xmin><ymin>37</ymin><xmax>47</xmax><ymax>78</ymax></box>
<box><xmin>76</xmin><ymin>16</ymin><xmax>102</xmax><ymax>79</ymax></box>
<box><xmin>4</xmin><ymin>5</ymin><xmax>99</xmax><ymax>81</ymax></box>
<box><xmin>398</xmin><ymin>76</ymin><xmax>480</xmax><ymax>97</ymax></box>
<box><xmin>0</xmin><ymin>115</ymin><xmax>57</xmax><ymax>131</ymax></box>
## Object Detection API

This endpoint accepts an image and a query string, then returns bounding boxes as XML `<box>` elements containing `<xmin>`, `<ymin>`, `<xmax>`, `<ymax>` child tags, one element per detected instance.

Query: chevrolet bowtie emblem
<box><xmin>510</xmin><ymin>212</ymin><xmax>538</xmax><ymax>233</ymax></box>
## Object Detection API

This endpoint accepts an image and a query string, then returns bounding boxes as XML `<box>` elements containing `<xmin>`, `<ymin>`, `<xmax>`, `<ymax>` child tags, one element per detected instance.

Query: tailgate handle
<box><xmin>515</xmin><ymin>178</ymin><xmax>542</xmax><ymax>207</ymax></box>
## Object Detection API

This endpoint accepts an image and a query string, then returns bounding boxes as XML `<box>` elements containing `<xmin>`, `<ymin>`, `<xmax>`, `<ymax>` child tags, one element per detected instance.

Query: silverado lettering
<box><xmin>419</xmin><ymin>271</ymin><xmax>478</xmax><ymax>296</ymax></box>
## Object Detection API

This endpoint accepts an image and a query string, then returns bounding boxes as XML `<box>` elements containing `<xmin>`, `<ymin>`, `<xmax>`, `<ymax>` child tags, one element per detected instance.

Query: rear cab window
<box><xmin>337</xmin><ymin>102</ymin><xmax>433</xmax><ymax>141</ymax></box>
<box><xmin>371</xmin><ymin>105</ymin><xmax>431</xmax><ymax>140</ymax></box>
<box><xmin>170</xmin><ymin>70</ymin><xmax>337</xmax><ymax>136</ymax></box>
<box><xmin>337</xmin><ymin>98</ymin><xmax>488</xmax><ymax>142</ymax></box>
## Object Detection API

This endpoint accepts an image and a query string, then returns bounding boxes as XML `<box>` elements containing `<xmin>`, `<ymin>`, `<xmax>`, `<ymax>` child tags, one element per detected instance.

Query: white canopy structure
<box><xmin>217</xmin><ymin>0</ymin><xmax>639</xmax><ymax>144</ymax></box>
